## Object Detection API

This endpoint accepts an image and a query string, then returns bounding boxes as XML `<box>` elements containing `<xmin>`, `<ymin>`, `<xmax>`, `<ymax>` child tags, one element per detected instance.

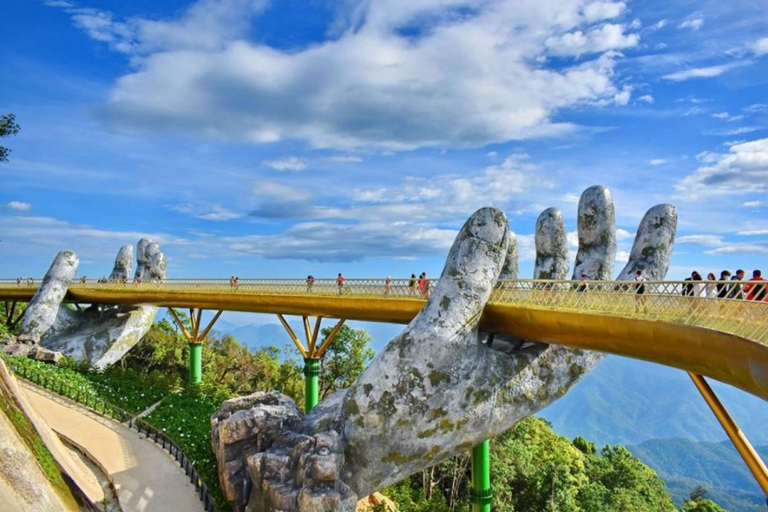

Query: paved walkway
<box><xmin>22</xmin><ymin>382</ymin><xmax>205</xmax><ymax>512</ymax></box>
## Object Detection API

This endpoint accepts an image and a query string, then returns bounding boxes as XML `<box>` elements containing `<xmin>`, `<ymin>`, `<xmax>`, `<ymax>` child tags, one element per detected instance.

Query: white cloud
<box><xmin>545</xmin><ymin>24</ymin><xmax>639</xmax><ymax>57</ymax></box>
<box><xmin>677</xmin><ymin>234</ymin><xmax>725</xmax><ymax>246</ymax></box>
<box><xmin>171</xmin><ymin>203</ymin><xmax>242</xmax><ymax>221</ymax></box>
<box><xmin>263</xmin><ymin>156</ymin><xmax>308</xmax><ymax>172</ymax></box>
<box><xmin>744</xmin><ymin>104</ymin><xmax>768</xmax><ymax>114</ymax></box>
<box><xmin>253</xmin><ymin>181</ymin><xmax>312</xmax><ymax>202</ymax></box>
<box><xmin>325</xmin><ymin>156</ymin><xmax>363</xmax><ymax>164</ymax></box>
<box><xmin>711</xmin><ymin>112</ymin><xmax>743</xmax><ymax>122</ymax></box>
<box><xmin>651</xmin><ymin>20</ymin><xmax>667</xmax><ymax>30</ymax></box>
<box><xmin>738</xmin><ymin>229</ymin><xmax>768</xmax><ymax>236</ymax></box>
<box><xmin>616</xmin><ymin>228</ymin><xmax>632</xmax><ymax>240</ymax></box>
<box><xmin>705</xmin><ymin>243</ymin><xmax>768</xmax><ymax>256</ymax></box>
<box><xmin>50</xmin><ymin>0</ymin><xmax>642</xmax><ymax>151</ymax></box>
<box><xmin>637</xmin><ymin>94</ymin><xmax>654</xmax><ymax>103</ymax></box>
<box><xmin>616</xmin><ymin>250</ymin><xmax>630</xmax><ymax>262</ymax></box>
<box><xmin>677</xmin><ymin>138</ymin><xmax>768</xmax><ymax>197</ymax></box>
<box><xmin>4</xmin><ymin>201</ymin><xmax>32</xmax><ymax>211</ymax></box>
<box><xmin>582</xmin><ymin>2</ymin><xmax>627</xmax><ymax>23</ymax></box>
<box><xmin>742</xmin><ymin>201</ymin><xmax>763</xmax><ymax>208</ymax></box>
<box><xmin>678</xmin><ymin>18</ymin><xmax>703</xmax><ymax>31</ymax></box>
<box><xmin>718</xmin><ymin>126</ymin><xmax>759</xmax><ymax>136</ymax></box>
<box><xmin>649</xmin><ymin>159</ymin><xmax>667</xmax><ymax>166</ymax></box>
<box><xmin>751</xmin><ymin>38</ymin><xmax>768</xmax><ymax>56</ymax></box>
<box><xmin>662</xmin><ymin>61</ymin><xmax>751</xmax><ymax>82</ymax></box>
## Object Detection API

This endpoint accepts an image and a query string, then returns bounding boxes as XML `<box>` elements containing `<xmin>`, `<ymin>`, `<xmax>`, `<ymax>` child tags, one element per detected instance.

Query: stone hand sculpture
<box><xmin>14</xmin><ymin>238</ymin><xmax>166</xmax><ymax>368</ymax></box>
<box><xmin>211</xmin><ymin>186</ymin><xmax>677</xmax><ymax>512</ymax></box>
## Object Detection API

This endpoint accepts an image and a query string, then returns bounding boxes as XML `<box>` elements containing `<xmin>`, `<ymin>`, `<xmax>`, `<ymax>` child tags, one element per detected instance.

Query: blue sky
<box><xmin>2</xmin><ymin>0</ymin><xmax>768</xmax><ymax>287</ymax></box>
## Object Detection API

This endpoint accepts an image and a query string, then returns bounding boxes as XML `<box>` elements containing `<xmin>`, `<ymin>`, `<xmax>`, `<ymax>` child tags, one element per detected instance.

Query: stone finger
<box><xmin>109</xmin><ymin>245</ymin><xmax>133</xmax><ymax>281</ymax></box>
<box><xmin>571</xmin><ymin>185</ymin><xmax>616</xmax><ymax>280</ymax></box>
<box><xmin>616</xmin><ymin>204</ymin><xmax>677</xmax><ymax>281</ymax></box>
<box><xmin>499</xmin><ymin>231</ymin><xmax>519</xmax><ymax>280</ymax></box>
<box><xmin>534</xmin><ymin>207</ymin><xmax>569</xmax><ymax>280</ymax></box>
<box><xmin>18</xmin><ymin>251</ymin><xmax>79</xmax><ymax>344</ymax></box>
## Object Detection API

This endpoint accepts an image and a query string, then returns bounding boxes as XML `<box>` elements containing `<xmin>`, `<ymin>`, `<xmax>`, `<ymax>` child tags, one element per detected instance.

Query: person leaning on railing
<box><xmin>717</xmin><ymin>270</ymin><xmax>732</xmax><ymax>298</ymax></box>
<box><xmin>744</xmin><ymin>270</ymin><xmax>768</xmax><ymax>301</ymax></box>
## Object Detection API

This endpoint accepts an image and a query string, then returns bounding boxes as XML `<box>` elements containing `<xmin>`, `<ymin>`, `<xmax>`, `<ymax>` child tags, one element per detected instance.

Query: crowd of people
<box><xmin>682</xmin><ymin>269</ymin><xmax>767</xmax><ymax>301</ymax></box>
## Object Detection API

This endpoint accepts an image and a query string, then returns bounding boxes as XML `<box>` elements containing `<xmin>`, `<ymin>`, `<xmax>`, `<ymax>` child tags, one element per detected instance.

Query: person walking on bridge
<box><xmin>634</xmin><ymin>270</ymin><xmax>647</xmax><ymax>313</ymax></box>
<box><xmin>728</xmin><ymin>269</ymin><xmax>746</xmax><ymax>299</ymax></box>
<box><xmin>337</xmin><ymin>273</ymin><xmax>345</xmax><ymax>295</ymax></box>
<box><xmin>408</xmin><ymin>274</ymin><xmax>417</xmax><ymax>296</ymax></box>
<box><xmin>717</xmin><ymin>270</ymin><xmax>731</xmax><ymax>298</ymax></box>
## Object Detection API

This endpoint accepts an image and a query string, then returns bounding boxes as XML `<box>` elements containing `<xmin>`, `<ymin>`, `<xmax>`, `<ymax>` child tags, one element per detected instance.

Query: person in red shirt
<box><xmin>744</xmin><ymin>269</ymin><xmax>767</xmax><ymax>301</ymax></box>
<box><xmin>337</xmin><ymin>273</ymin><xmax>344</xmax><ymax>295</ymax></box>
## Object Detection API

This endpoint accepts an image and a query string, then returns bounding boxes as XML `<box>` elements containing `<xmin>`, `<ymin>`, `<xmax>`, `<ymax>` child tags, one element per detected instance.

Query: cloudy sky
<box><xmin>2</xmin><ymin>0</ymin><xmax>767</xmax><ymax>282</ymax></box>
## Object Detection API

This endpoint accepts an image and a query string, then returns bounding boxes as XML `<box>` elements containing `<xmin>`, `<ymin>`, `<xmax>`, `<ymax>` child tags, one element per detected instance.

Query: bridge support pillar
<box><xmin>189</xmin><ymin>343</ymin><xmax>202</xmax><ymax>385</ymax></box>
<box><xmin>471</xmin><ymin>440</ymin><xmax>492</xmax><ymax>512</ymax></box>
<box><xmin>277</xmin><ymin>314</ymin><xmax>346</xmax><ymax>412</ymax></box>
<box><xmin>689</xmin><ymin>372</ymin><xmax>768</xmax><ymax>498</ymax></box>
<box><xmin>167</xmin><ymin>307</ymin><xmax>223</xmax><ymax>386</ymax></box>
<box><xmin>303</xmin><ymin>358</ymin><xmax>321</xmax><ymax>412</ymax></box>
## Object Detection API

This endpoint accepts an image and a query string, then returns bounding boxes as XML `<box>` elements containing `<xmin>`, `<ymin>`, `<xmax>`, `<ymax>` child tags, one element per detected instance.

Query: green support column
<box><xmin>471</xmin><ymin>440</ymin><xmax>492</xmax><ymax>512</ymax></box>
<box><xmin>189</xmin><ymin>343</ymin><xmax>202</xmax><ymax>385</ymax></box>
<box><xmin>303</xmin><ymin>358</ymin><xmax>321</xmax><ymax>412</ymax></box>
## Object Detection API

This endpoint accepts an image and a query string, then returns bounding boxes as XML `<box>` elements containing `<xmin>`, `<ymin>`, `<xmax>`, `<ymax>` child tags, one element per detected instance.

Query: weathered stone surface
<box><xmin>3</xmin><ymin>344</ymin><xmax>30</xmax><ymax>358</ymax></box>
<box><xmin>17</xmin><ymin>251</ymin><xmax>79</xmax><ymax>344</ymax></box>
<box><xmin>109</xmin><ymin>245</ymin><xmax>133</xmax><ymax>281</ymax></box>
<box><xmin>213</xmin><ymin>187</ymin><xmax>679</xmax><ymax>511</ymax></box>
<box><xmin>534</xmin><ymin>208</ymin><xmax>569</xmax><ymax>279</ymax></box>
<box><xmin>29</xmin><ymin>346</ymin><xmax>63</xmax><ymax>364</ymax></box>
<box><xmin>616</xmin><ymin>204</ymin><xmax>677</xmax><ymax>280</ymax></box>
<box><xmin>498</xmin><ymin>231</ymin><xmax>519</xmax><ymax>280</ymax></box>
<box><xmin>571</xmin><ymin>185</ymin><xmax>616</xmax><ymax>280</ymax></box>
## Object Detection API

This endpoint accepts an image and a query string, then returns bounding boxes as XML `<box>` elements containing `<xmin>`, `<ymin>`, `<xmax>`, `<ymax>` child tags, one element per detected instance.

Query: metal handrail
<box><xmin>2</xmin><ymin>278</ymin><xmax>767</xmax><ymax>344</ymax></box>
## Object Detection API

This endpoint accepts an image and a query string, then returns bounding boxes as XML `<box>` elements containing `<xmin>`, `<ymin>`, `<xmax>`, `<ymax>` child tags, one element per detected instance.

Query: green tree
<box><xmin>682</xmin><ymin>487</ymin><xmax>725</xmax><ymax>512</ymax></box>
<box><xmin>0</xmin><ymin>114</ymin><xmax>20</xmax><ymax>162</ymax></box>
<box><xmin>682</xmin><ymin>498</ymin><xmax>726</xmax><ymax>512</ymax></box>
<box><xmin>319</xmin><ymin>324</ymin><xmax>375</xmax><ymax>399</ymax></box>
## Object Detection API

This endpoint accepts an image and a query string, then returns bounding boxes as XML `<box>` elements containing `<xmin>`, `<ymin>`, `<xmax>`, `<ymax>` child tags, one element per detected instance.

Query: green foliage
<box><xmin>320</xmin><ymin>324</ymin><xmax>375</xmax><ymax>399</ymax></box>
<box><xmin>683</xmin><ymin>498</ymin><xmax>726</xmax><ymax>512</ymax></box>
<box><xmin>144</xmin><ymin>387</ymin><xmax>228</xmax><ymax>510</ymax></box>
<box><xmin>0</xmin><ymin>113</ymin><xmax>20</xmax><ymax>162</ymax></box>
<box><xmin>388</xmin><ymin>417</ymin><xmax>678</xmax><ymax>512</ymax></box>
<box><xmin>6</xmin><ymin>356</ymin><xmax>169</xmax><ymax>413</ymax></box>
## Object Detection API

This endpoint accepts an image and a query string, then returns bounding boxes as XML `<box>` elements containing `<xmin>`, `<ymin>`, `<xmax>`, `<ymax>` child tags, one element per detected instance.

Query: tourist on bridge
<box><xmin>744</xmin><ymin>270</ymin><xmax>767</xmax><ymax>301</ymax></box>
<box><xmin>384</xmin><ymin>276</ymin><xmax>392</xmax><ymax>297</ymax></box>
<box><xmin>577</xmin><ymin>274</ymin><xmax>588</xmax><ymax>293</ymax></box>
<box><xmin>705</xmin><ymin>273</ymin><xmax>718</xmax><ymax>298</ymax></box>
<box><xmin>306</xmin><ymin>275</ymin><xmax>315</xmax><ymax>293</ymax></box>
<box><xmin>728</xmin><ymin>269</ymin><xmax>746</xmax><ymax>299</ymax></box>
<box><xmin>337</xmin><ymin>273</ymin><xmax>345</xmax><ymax>295</ymax></box>
<box><xmin>716</xmin><ymin>270</ymin><xmax>732</xmax><ymax>298</ymax></box>
<box><xmin>634</xmin><ymin>270</ymin><xmax>647</xmax><ymax>313</ymax></box>
<box><xmin>408</xmin><ymin>274</ymin><xmax>417</xmax><ymax>296</ymax></box>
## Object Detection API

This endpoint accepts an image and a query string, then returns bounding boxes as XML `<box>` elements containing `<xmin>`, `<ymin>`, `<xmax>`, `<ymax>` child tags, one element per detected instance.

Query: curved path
<box><xmin>21</xmin><ymin>382</ymin><xmax>204</xmax><ymax>512</ymax></box>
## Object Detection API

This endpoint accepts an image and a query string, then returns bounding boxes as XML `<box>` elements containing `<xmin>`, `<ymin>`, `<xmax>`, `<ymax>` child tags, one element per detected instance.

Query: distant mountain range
<box><xmin>540</xmin><ymin>356</ymin><xmax>768</xmax><ymax>511</ymax></box>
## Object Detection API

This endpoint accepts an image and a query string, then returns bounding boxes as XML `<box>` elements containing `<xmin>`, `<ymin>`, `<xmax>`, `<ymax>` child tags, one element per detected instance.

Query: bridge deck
<box><xmin>2</xmin><ymin>279</ymin><xmax>768</xmax><ymax>401</ymax></box>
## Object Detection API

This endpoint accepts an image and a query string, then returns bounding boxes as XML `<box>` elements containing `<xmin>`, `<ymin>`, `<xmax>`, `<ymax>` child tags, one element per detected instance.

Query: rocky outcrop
<box><xmin>211</xmin><ymin>186</ymin><xmax>678</xmax><ymax>512</ymax></box>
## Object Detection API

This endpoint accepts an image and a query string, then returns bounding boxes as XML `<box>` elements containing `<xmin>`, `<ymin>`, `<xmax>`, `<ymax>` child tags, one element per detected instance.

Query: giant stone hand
<box><xmin>211</xmin><ymin>186</ymin><xmax>677</xmax><ymax>512</ymax></box>
<box><xmin>15</xmin><ymin>238</ymin><xmax>166</xmax><ymax>368</ymax></box>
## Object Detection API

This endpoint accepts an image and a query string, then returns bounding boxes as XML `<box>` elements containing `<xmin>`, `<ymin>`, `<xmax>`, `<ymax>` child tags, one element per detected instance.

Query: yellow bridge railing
<box><xmin>2</xmin><ymin>278</ymin><xmax>767</xmax><ymax>345</ymax></box>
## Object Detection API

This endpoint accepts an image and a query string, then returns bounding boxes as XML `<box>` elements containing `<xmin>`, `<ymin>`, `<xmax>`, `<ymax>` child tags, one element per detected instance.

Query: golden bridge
<box><xmin>3</xmin><ymin>277</ymin><xmax>768</xmax><ymax>496</ymax></box>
